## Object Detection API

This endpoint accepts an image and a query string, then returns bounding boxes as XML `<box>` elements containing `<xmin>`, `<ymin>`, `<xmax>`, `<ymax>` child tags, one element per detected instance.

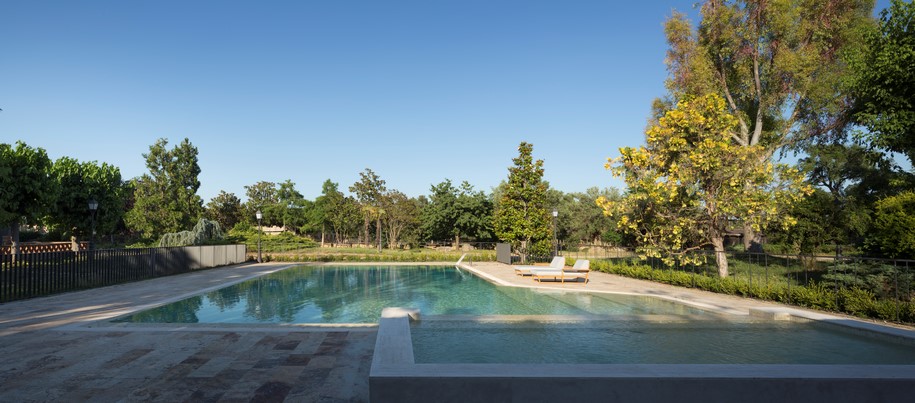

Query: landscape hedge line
<box><xmin>579</xmin><ymin>258</ymin><xmax>915</xmax><ymax>323</ymax></box>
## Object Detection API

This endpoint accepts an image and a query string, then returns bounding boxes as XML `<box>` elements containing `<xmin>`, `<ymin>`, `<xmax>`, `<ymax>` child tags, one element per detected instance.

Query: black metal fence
<box><xmin>0</xmin><ymin>244</ymin><xmax>247</xmax><ymax>303</ymax></box>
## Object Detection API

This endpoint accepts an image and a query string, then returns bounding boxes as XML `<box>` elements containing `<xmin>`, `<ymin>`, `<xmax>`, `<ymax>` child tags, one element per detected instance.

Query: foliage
<box><xmin>661</xmin><ymin>0</ymin><xmax>872</xmax><ymax>249</ymax></box>
<box><xmin>493</xmin><ymin>142</ymin><xmax>551</xmax><ymax>262</ymax></box>
<box><xmin>866</xmin><ymin>191</ymin><xmax>915</xmax><ymax>259</ymax></box>
<box><xmin>557</xmin><ymin>187</ymin><xmax>623</xmax><ymax>246</ymax></box>
<box><xmin>381</xmin><ymin>190</ymin><xmax>419</xmax><ymax>248</ymax></box>
<box><xmin>158</xmin><ymin>218</ymin><xmax>225</xmax><ymax>247</ymax></box>
<box><xmin>0</xmin><ymin>141</ymin><xmax>56</xmax><ymax>238</ymax></box>
<box><xmin>244</xmin><ymin>181</ymin><xmax>279</xmax><ymax>226</ymax></box>
<box><xmin>422</xmin><ymin>179</ymin><xmax>494</xmax><ymax>244</ymax></box>
<box><xmin>46</xmin><ymin>157</ymin><xmax>127</xmax><ymax>239</ymax></box>
<box><xmin>584</xmin><ymin>258</ymin><xmax>915</xmax><ymax>323</ymax></box>
<box><xmin>125</xmin><ymin>138</ymin><xmax>204</xmax><ymax>239</ymax></box>
<box><xmin>600</xmin><ymin>94</ymin><xmax>811</xmax><ymax>277</ymax></box>
<box><xmin>349</xmin><ymin>168</ymin><xmax>387</xmax><ymax>248</ymax></box>
<box><xmin>316</xmin><ymin>180</ymin><xmax>362</xmax><ymax>244</ymax></box>
<box><xmin>205</xmin><ymin>191</ymin><xmax>244</xmax><ymax>232</ymax></box>
<box><xmin>849</xmin><ymin>0</ymin><xmax>915</xmax><ymax>165</ymax></box>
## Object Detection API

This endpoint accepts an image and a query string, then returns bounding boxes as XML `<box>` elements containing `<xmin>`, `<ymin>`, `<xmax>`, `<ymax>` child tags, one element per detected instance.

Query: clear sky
<box><xmin>0</xmin><ymin>0</ymin><xmax>893</xmax><ymax>202</ymax></box>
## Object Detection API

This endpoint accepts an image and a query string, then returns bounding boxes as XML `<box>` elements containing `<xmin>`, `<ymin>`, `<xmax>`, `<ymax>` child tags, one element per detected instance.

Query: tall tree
<box><xmin>493</xmin><ymin>142</ymin><xmax>551</xmax><ymax>263</ymax></box>
<box><xmin>661</xmin><ymin>0</ymin><xmax>872</xmax><ymax>250</ymax></box>
<box><xmin>381</xmin><ymin>190</ymin><xmax>418</xmax><ymax>248</ymax></box>
<box><xmin>421</xmin><ymin>180</ymin><xmax>459</xmax><ymax>242</ymax></box>
<box><xmin>849</xmin><ymin>0</ymin><xmax>915</xmax><ymax>166</ymax></box>
<box><xmin>125</xmin><ymin>138</ymin><xmax>204</xmax><ymax>239</ymax></box>
<box><xmin>600</xmin><ymin>95</ymin><xmax>810</xmax><ymax>277</ymax></box>
<box><xmin>47</xmin><ymin>157</ymin><xmax>126</xmax><ymax>241</ymax></box>
<box><xmin>315</xmin><ymin>180</ymin><xmax>342</xmax><ymax>245</ymax></box>
<box><xmin>349</xmin><ymin>169</ymin><xmax>386</xmax><ymax>249</ymax></box>
<box><xmin>205</xmin><ymin>191</ymin><xmax>244</xmax><ymax>231</ymax></box>
<box><xmin>560</xmin><ymin>187</ymin><xmax>622</xmax><ymax>245</ymax></box>
<box><xmin>244</xmin><ymin>181</ymin><xmax>279</xmax><ymax>226</ymax></box>
<box><xmin>0</xmin><ymin>141</ymin><xmax>56</xmax><ymax>250</ymax></box>
<box><xmin>454</xmin><ymin>181</ymin><xmax>494</xmax><ymax>245</ymax></box>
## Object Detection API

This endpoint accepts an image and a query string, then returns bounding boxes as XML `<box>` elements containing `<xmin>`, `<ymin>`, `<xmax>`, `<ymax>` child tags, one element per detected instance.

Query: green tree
<box><xmin>244</xmin><ymin>181</ymin><xmax>279</xmax><ymax>226</ymax></box>
<box><xmin>0</xmin><ymin>141</ymin><xmax>56</xmax><ymax>249</ymax></box>
<box><xmin>47</xmin><ymin>157</ymin><xmax>126</xmax><ymax>241</ymax></box>
<box><xmin>493</xmin><ymin>142</ymin><xmax>551</xmax><ymax>263</ymax></box>
<box><xmin>276</xmin><ymin>179</ymin><xmax>310</xmax><ymax>233</ymax></box>
<box><xmin>867</xmin><ymin>191</ymin><xmax>915</xmax><ymax>259</ymax></box>
<box><xmin>454</xmin><ymin>181</ymin><xmax>494</xmax><ymax>244</ymax></box>
<box><xmin>600</xmin><ymin>95</ymin><xmax>810</xmax><ymax>277</ymax></box>
<box><xmin>205</xmin><ymin>191</ymin><xmax>244</xmax><ymax>231</ymax></box>
<box><xmin>124</xmin><ymin>138</ymin><xmax>204</xmax><ymax>239</ymax></box>
<box><xmin>849</xmin><ymin>0</ymin><xmax>915</xmax><ymax>165</ymax></box>
<box><xmin>421</xmin><ymin>180</ymin><xmax>459</xmax><ymax>242</ymax></box>
<box><xmin>381</xmin><ymin>190</ymin><xmax>419</xmax><ymax>248</ymax></box>
<box><xmin>558</xmin><ymin>187</ymin><xmax>621</xmax><ymax>246</ymax></box>
<box><xmin>349</xmin><ymin>169</ymin><xmax>386</xmax><ymax>249</ymax></box>
<box><xmin>661</xmin><ymin>0</ymin><xmax>872</xmax><ymax>250</ymax></box>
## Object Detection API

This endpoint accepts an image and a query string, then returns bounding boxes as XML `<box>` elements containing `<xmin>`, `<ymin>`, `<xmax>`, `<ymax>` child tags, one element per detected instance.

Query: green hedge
<box><xmin>581</xmin><ymin>259</ymin><xmax>915</xmax><ymax>323</ymax></box>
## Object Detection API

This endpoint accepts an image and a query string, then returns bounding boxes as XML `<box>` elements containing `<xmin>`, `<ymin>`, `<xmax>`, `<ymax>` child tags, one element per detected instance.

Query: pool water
<box><xmin>116</xmin><ymin>265</ymin><xmax>708</xmax><ymax>324</ymax></box>
<box><xmin>411</xmin><ymin>319</ymin><xmax>915</xmax><ymax>364</ymax></box>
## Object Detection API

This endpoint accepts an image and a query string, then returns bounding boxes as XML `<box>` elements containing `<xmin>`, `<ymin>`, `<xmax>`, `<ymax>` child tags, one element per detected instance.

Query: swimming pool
<box><xmin>411</xmin><ymin>318</ymin><xmax>915</xmax><ymax>364</ymax></box>
<box><xmin>116</xmin><ymin>265</ymin><xmax>708</xmax><ymax>324</ymax></box>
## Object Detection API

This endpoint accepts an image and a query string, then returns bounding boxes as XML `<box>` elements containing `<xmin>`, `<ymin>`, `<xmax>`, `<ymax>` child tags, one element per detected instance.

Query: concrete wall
<box><xmin>180</xmin><ymin>244</ymin><xmax>246</xmax><ymax>269</ymax></box>
<box><xmin>370</xmin><ymin>309</ymin><xmax>915</xmax><ymax>403</ymax></box>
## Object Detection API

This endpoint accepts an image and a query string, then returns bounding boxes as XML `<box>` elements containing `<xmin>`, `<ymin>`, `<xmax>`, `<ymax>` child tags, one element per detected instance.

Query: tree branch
<box><xmin>750</xmin><ymin>37</ymin><xmax>764</xmax><ymax>146</ymax></box>
<box><xmin>718</xmin><ymin>56</ymin><xmax>749</xmax><ymax>142</ymax></box>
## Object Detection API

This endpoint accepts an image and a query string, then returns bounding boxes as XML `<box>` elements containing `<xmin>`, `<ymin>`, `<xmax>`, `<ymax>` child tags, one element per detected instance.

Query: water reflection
<box><xmin>117</xmin><ymin>265</ymin><xmax>706</xmax><ymax>324</ymax></box>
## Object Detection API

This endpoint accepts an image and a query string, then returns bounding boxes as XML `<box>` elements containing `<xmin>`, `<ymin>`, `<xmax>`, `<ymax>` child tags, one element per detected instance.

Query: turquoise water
<box><xmin>411</xmin><ymin>319</ymin><xmax>915</xmax><ymax>364</ymax></box>
<box><xmin>116</xmin><ymin>265</ymin><xmax>707</xmax><ymax>324</ymax></box>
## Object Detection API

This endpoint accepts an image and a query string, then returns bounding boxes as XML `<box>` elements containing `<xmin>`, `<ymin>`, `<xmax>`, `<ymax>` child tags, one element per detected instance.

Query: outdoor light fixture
<box><xmin>88</xmin><ymin>198</ymin><xmax>98</xmax><ymax>249</ymax></box>
<box><xmin>256</xmin><ymin>210</ymin><xmax>263</xmax><ymax>263</ymax></box>
<box><xmin>551</xmin><ymin>209</ymin><xmax>558</xmax><ymax>258</ymax></box>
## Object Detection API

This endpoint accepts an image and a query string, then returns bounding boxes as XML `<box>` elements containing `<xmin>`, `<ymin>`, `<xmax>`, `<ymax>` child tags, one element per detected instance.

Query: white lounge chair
<box><xmin>513</xmin><ymin>256</ymin><xmax>565</xmax><ymax>276</ymax></box>
<box><xmin>530</xmin><ymin>259</ymin><xmax>590</xmax><ymax>283</ymax></box>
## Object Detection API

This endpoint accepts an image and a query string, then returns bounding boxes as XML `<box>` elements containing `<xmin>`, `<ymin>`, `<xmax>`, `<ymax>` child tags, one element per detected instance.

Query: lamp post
<box><xmin>88</xmin><ymin>198</ymin><xmax>98</xmax><ymax>250</ymax></box>
<box><xmin>552</xmin><ymin>209</ymin><xmax>558</xmax><ymax>258</ymax></box>
<box><xmin>256</xmin><ymin>210</ymin><xmax>263</xmax><ymax>263</ymax></box>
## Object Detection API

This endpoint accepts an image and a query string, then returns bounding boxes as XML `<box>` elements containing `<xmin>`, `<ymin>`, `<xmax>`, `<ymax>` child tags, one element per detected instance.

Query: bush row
<box><xmin>582</xmin><ymin>259</ymin><xmax>915</xmax><ymax>323</ymax></box>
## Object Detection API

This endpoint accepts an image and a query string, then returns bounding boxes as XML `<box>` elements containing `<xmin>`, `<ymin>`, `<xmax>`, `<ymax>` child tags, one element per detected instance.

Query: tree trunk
<box><xmin>320</xmin><ymin>223</ymin><xmax>325</xmax><ymax>248</ymax></box>
<box><xmin>454</xmin><ymin>233</ymin><xmax>460</xmax><ymax>250</ymax></box>
<box><xmin>363</xmin><ymin>218</ymin><xmax>369</xmax><ymax>247</ymax></box>
<box><xmin>376</xmin><ymin>217</ymin><xmax>382</xmax><ymax>252</ymax></box>
<box><xmin>743</xmin><ymin>223</ymin><xmax>764</xmax><ymax>253</ymax></box>
<box><xmin>712</xmin><ymin>236</ymin><xmax>729</xmax><ymax>278</ymax></box>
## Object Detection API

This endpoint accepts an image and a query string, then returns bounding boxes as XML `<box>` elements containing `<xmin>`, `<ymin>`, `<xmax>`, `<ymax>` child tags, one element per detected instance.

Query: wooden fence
<box><xmin>0</xmin><ymin>244</ymin><xmax>247</xmax><ymax>303</ymax></box>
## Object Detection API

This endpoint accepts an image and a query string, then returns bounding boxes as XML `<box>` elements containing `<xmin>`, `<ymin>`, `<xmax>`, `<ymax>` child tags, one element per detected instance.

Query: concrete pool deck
<box><xmin>1</xmin><ymin>260</ymin><xmax>913</xmax><ymax>402</ymax></box>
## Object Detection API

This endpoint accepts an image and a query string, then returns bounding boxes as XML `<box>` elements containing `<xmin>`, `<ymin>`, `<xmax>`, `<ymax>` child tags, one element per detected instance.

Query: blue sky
<box><xmin>0</xmin><ymin>1</ymin><xmax>892</xmax><ymax>202</ymax></box>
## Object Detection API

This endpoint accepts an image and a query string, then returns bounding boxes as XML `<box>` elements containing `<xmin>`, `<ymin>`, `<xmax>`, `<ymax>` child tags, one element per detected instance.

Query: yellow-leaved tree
<box><xmin>598</xmin><ymin>94</ymin><xmax>810</xmax><ymax>277</ymax></box>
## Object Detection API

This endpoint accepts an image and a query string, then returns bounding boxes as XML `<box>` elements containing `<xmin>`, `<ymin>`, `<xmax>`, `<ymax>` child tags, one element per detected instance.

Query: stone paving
<box><xmin>0</xmin><ymin>262</ymin><xmax>376</xmax><ymax>403</ymax></box>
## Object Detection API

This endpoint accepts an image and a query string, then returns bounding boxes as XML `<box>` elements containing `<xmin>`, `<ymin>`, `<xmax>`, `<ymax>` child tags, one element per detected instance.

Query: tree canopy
<box><xmin>601</xmin><ymin>94</ymin><xmax>810</xmax><ymax>276</ymax></box>
<box><xmin>493</xmin><ymin>142</ymin><xmax>551</xmax><ymax>262</ymax></box>
<box><xmin>849</xmin><ymin>0</ymin><xmax>915</xmax><ymax>165</ymax></box>
<box><xmin>0</xmin><ymin>141</ymin><xmax>56</xmax><ymax>243</ymax></box>
<box><xmin>124</xmin><ymin>138</ymin><xmax>204</xmax><ymax>239</ymax></box>
<box><xmin>47</xmin><ymin>157</ymin><xmax>126</xmax><ymax>239</ymax></box>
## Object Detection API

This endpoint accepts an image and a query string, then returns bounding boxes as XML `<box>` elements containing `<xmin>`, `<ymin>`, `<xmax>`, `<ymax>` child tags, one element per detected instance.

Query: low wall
<box><xmin>369</xmin><ymin>308</ymin><xmax>915</xmax><ymax>403</ymax></box>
